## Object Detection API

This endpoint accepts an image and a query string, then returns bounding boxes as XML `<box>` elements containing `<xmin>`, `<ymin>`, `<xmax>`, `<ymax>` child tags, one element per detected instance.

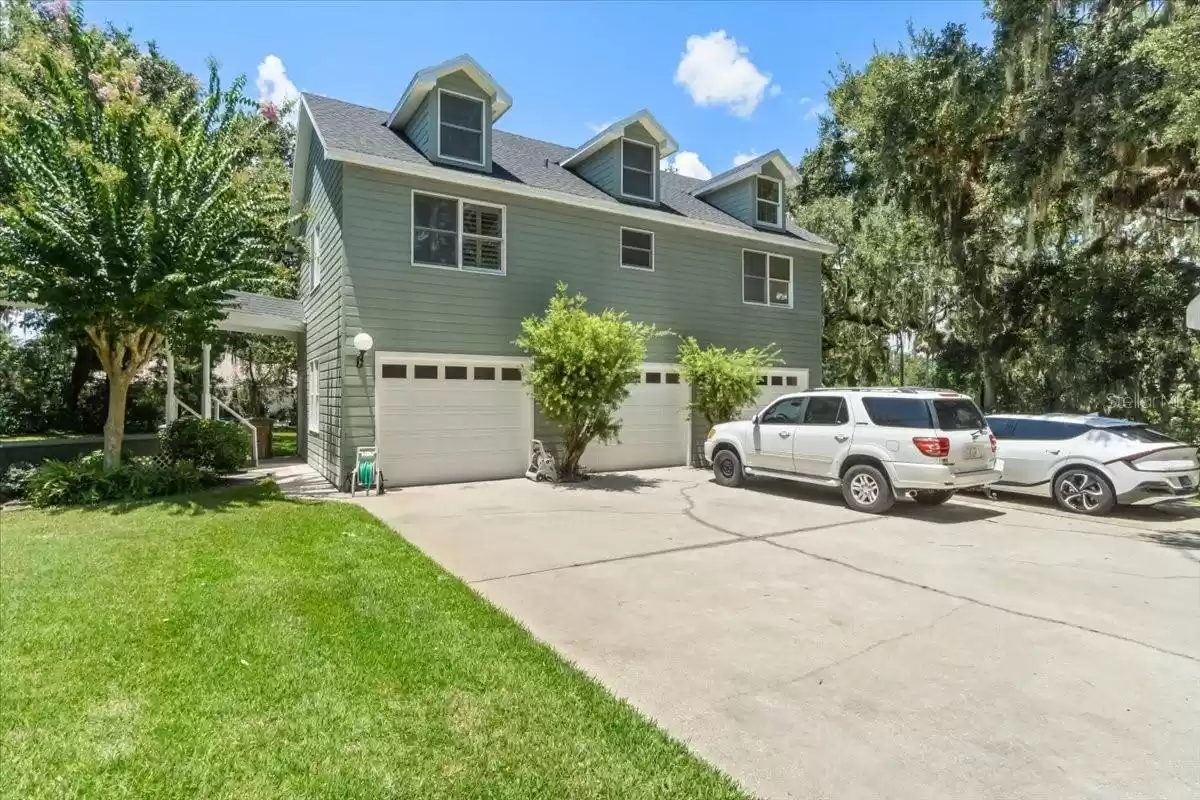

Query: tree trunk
<box><xmin>103</xmin><ymin>372</ymin><xmax>130</xmax><ymax>470</ymax></box>
<box><xmin>64</xmin><ymin>342</ymin><xmax>99</xmax><ymax>420</ymax></box>
<box><xmin>980</xmin><ymin>353</ymin><xmax>997</xmax><ymax>412</ymax></box>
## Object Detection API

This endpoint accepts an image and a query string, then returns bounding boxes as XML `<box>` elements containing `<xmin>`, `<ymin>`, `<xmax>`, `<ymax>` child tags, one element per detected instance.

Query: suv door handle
<box><xmin>778</xmin><ymin>430</ymin><xmax>791</xmax><ymax>439</ymax></box>
<box><xmin>834</xmin><ymin>434</ymin><xmax>849</xmax><ymax>443</ymax></box>
<box><xmin>1045</xmin><ymin>449</ymin><xmax>1060</xmax><ymax>455</ymax></box>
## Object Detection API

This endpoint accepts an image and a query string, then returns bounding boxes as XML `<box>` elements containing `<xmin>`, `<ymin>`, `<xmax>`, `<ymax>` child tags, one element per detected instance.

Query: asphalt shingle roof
<box><xmin>225</xmin><ymin>291</ymin><xmax>304</xmax><ymax>323</ymax></box>
<box><xmin>303</xmin><ymin>92</ymin><xmax>831</xmax><ymax>251</ymax></box>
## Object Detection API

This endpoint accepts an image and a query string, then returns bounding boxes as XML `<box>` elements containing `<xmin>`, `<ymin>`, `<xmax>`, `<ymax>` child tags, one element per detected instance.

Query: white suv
<box><xmin>703</xmin><ymin>388</ymin><xmax>1004</xmax><ymax>514</ymax></box>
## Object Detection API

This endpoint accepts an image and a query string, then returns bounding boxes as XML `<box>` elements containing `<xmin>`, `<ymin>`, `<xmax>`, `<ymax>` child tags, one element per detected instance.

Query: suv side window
<box><xmin>862</xmin><ymin>397</ymin><xmax>932</xmax><ymax>428</ymax></box>
<box><xmin>1011</xmin><ymin>420</ymin><xmax>1088</xmax><ymax>440</ymax></box>
<box><xmin>760</xmin><ymin>397</ymin><xmax>805</xmax><ymax>425</ymax></box>
<box><xmin>803</xmin><ymin>396</ymin><xmax>848</xmax><ymax>425</ymax></box>
<box><xmin>987</xmin><ymin>417</ymin><xmax>1017</xmax><ymax>438</ymax></box>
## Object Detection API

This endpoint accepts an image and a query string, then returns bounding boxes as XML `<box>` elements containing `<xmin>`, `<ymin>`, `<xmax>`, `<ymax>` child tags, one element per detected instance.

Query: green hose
<box><xmin>357</xmin><ymin>460</ymin><xmax>374</xmax><ymax>489</ymax></box>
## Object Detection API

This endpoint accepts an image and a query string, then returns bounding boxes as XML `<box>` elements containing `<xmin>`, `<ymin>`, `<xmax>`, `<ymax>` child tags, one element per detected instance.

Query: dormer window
<box><xmin>621</xmin><ymin>139</ymin><xmax>657</xmax><ymax>202</ymax></box>
<box><xmin>756</xmin><ymin>175</ymin><xmax>782</xmax><ymax>227</ymax></box>
<box><xmin>438</xmin><ymin>89</ymin><xmax>485</xmax><ymax>166</ymax></box>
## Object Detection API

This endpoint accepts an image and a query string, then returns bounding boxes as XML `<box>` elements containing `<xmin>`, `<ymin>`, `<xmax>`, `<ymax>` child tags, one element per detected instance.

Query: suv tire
<box><xmin>913</xmin><ymin>490</ymin><xmax>955</xmax><ymax>506</ymax></box>
<box><xmin>712</xmin><ymin>449</ymin><xmax>746</xmax><ymax>488</ymax></box>
<box><xmin>842</xmin><ymin>464</ymin><xmax>895</xmax><ymax>514</ymax></box>
<box><xmin>1053</xmin><ymin>466</ymin><xmax>1116</xmax><ymax>515</ymax></box>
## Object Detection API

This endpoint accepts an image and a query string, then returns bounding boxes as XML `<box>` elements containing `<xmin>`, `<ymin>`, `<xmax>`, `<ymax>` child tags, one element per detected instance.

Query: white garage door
<box><xmin>582</xmin><ymin>365</ymin><xmax>689</xmax><ymax>473</ymax></box>
<box><xmin>739</xmin><ymin>369</ymin><xmax>810</xmax><ymax>420</ymax></box>
<box><xmin>375</xmin><ymin>354</ymin><xmax>533</xmax><ymax>487</ymax></box>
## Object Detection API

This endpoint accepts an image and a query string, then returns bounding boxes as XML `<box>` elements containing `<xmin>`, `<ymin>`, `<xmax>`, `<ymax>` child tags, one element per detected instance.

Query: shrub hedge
<box><xmin>22</xmin><ymin>453</ymin><xmax>209</xmax><ymax>508</ymax></box>
<box><xmin>159</xmin><ymin>418</ymin><xmax>250</xmax><ymax>473</ymax></box>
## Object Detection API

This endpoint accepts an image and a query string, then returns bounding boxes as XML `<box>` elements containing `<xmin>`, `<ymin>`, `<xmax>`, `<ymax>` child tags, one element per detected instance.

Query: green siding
<box><xmin>576</xmin><ymin>139</ymin><xmax>620</xmax><ymax>196</ymax></box>
<box><xmin>705</xmin><ymin>180</ymin><xmax>754</xmax><ymax>225</ymax></box>
<box><xmin>337</xmin><ymin>164</ymin><xmax>822</xmax><ymax>471</ymax></box>
<box><xmin>300</xmin><ymin>140</ymin><xmax>346</xmax><ymax>486</ymax></box>
<box><xmin>403</xmin><ymin>70</ymin><xmax>493</xmax><ymax>172</ymax></box>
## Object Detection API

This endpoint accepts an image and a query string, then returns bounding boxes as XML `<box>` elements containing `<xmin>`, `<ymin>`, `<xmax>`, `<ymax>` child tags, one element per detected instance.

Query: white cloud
<box><xmin>587</xmin><ymin>120</ymin><xmax>614</xmax><ymax>134</ymax></box>
<box><xmin>256</xmin><ymin>55</ymin><xmax>300</xmax><ymax>125</ymax></box>
<box><xmin>674</xmin><ymin>30</ymin><xmax>772</xmax><ymax>118</ymax></box>
<box><xmin>732</xmin><ymin>151</ymin><xmax>757</xmax><ymax>167</ymax></box>
<box><xmin>768</xmin><ymin>84</ymin><xmax>782</xmax><ymax>97</ymax></box>
<box><xmin>804</xmin><ymin>102</ymin><xmax>828</xmax><ymax>121</ymax></box>
<box><xmin>798</xmin><ymin>96</ymin><xmax>812</xmax><ymax>105</ymax></box>
<box><xmin>661</xmin><ymin>150</ymin><xmax>712</xmax><ymax>180</ymax></box>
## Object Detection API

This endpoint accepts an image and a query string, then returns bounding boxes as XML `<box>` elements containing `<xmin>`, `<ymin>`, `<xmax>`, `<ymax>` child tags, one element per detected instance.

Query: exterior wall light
<box><xmin>353</xmin><ymin>332</ymin><xmax>374</xmax><ymax>368</ymax></box>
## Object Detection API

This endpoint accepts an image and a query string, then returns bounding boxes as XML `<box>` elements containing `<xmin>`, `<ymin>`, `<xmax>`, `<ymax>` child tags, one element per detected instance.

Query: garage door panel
<box><xmin>581</xmin><ymin>375</ymin><xmax>689</xmax><ymax>473</ymax></box>
<box><xmin>377</xmin><ymin>356</ymin><xmax>531</xmax><ymax>487</ymax></box>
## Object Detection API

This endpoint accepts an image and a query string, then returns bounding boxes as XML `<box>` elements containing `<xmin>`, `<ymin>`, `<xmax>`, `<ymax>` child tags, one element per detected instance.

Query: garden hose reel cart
<box><xmin>351</xmin><ymin>447</ymin><xmax>382</xmax><ymax>496</ymax></box>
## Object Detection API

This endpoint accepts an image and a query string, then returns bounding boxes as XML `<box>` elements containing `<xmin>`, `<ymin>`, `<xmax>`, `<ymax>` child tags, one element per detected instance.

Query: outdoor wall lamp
<box><xmin>353</xmin><ymin>332</ymin><xmax>374</xmax><ymax>368</ymax></box>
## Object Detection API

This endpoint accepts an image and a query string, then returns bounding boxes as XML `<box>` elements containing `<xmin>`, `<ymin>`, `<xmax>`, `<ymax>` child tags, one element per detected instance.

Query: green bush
<box><xmin>23</xmin><ymin>455</ymin><xmax>207</xmax><ymax>508</ymax></box>
<box><xmin>159</xmin><ymin>418</ymin><xmax>251</xmax><ymax>473</ymax></box>
<box><xmin>0</xmin><ymin>461</ymin><xmax>37</xmax><ymax>502</ymax></box>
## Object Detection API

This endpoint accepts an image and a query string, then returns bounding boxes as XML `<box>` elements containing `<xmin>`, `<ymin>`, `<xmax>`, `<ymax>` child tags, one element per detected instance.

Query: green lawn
<box><xmin>272</xmin><ymin>426</ymin><xmax>297</xmax><ymax>458</ymax></box>
<box><xmin>0</xmin><ymin>485</ymin><xmax>746</xmax><ymax>800</ymax></box>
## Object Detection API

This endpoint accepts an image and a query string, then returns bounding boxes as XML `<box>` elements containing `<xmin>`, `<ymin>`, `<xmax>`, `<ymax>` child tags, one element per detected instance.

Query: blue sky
<box><xmin>87</xmin><ymin>0</ymin><xmax>991</xmax><ymax>178</ymax></box>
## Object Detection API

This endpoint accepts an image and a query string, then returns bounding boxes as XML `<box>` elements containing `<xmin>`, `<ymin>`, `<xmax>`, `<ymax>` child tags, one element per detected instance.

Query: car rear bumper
<box><xmin>1114</xmin><ymin>467</ymin><xmax>1200</xmax><ymax>505</ymax></box>
<box><xmin>891</xmin><ymin>460</ymin><xmax>1005</xmax><ymax>491</ymax></box>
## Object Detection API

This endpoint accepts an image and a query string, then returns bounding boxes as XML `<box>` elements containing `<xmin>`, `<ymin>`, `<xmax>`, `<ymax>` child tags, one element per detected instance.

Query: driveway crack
<box><xmin>760</xmin><ymin>536</ymin><xmax>1200</xmax><ymax>664</ymax></box>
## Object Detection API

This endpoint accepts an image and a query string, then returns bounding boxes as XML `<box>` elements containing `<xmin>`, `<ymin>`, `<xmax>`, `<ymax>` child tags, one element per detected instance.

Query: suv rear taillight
<box><xmin>989</xmin><ymin>433</ymin><xmax>997</xmax><ymax>453</ymax></box>
<box><xmin>913</xmin><ymin>436</ymin><xmax>950</xmax><ymax>457</ymax></box>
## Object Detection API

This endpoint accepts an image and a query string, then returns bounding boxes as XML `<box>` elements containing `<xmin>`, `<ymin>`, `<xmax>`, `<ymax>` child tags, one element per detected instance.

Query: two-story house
<box><xmin>289</xmin><ymin>54</ymin><xmax>834</xmax><ymax>488</ymax></box>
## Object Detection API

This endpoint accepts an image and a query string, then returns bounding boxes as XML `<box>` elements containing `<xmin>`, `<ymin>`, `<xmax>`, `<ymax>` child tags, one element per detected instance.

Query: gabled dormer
<box><xmin>386</xmin><ymin>55</ymin><xmax>513</xmax><ymax>172</ymax></box>
<box><xmin>559</xmin><ymin>111</ymin><xmax>678</xmax><ymax>206</ymax></box>
<box><xmin>690</xmin><ymin>150</ymin><xmax>800</xmax><ymax>230</ymax></box>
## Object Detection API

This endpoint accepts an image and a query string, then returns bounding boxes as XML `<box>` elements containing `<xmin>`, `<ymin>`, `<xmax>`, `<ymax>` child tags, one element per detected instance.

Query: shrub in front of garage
<box><xmin>516</xmin><ymin>283</ymin><xmax>661</xmax><ymax>480</ymax></box>
<box><xmin>678</xmin><ymin>337</ymin><xmax>781</xmax><ymax>462</ymax></box>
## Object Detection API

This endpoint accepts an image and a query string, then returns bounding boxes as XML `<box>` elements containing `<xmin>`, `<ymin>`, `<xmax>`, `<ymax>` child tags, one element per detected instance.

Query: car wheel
<box><xmin>1053</xmin><ymin>467</ymin><xmax>1115</xmax><ymax>515</ymax></box>
<box><xmin>842</xmin><ymin>464</ymin><xmax>895</xmax><ymax>514</ymax></box>
<box><xmin>913</xmin><ymin>490</ymin><xmax>955</xmax><ymax>506</ymax></box>
<box><xmin>712</xmin><ymin>449</ymin><xmax>745</xmax><ymax>487</ymax></box>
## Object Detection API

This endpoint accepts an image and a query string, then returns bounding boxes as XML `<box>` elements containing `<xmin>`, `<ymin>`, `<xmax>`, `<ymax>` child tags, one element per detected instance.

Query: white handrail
<box><xmin>214</xmin><ymin>398</ymin><xmax>259</xmax><ymax>467</ymax></box>
<box><xmin>175</xmin><ymin>399</ymin><xmax>202</xmax><ymax>420</ymax></box>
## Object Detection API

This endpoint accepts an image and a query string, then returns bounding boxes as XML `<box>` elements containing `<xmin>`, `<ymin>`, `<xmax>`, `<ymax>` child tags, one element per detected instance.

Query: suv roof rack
<box><xmin>809</xmin><ymin>386</ymin><xmax>965</xmax><ymax>395</ymax></box>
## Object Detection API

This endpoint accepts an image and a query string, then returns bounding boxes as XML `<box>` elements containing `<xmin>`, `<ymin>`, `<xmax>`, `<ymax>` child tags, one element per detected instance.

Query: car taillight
<box><xmin>989</xmin><ymin>433</ymin><xmax>997</xmax><ymax>453</ymax></box>
<box><xmin>913</xmin><ymin>436</ymin><xmax>950</xmax><ymax>457</ymax></box>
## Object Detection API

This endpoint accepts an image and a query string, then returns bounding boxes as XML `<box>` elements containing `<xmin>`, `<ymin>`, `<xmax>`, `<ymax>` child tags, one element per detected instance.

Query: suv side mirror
<box><xmin>751</xmin><ymin>412</ymin><xmax>761</xmax><ymax>426</ymax></box>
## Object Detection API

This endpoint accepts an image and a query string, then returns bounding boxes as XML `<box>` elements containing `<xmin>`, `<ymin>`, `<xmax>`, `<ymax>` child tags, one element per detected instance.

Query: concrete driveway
<box><xmin>360</xmin><ymin>467</ymin><xmax>1200</xmax><ymax>800</ymax></box>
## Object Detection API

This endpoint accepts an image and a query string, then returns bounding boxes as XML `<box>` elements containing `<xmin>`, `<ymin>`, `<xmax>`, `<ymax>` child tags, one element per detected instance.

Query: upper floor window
<box><xmin>620</xmin><ymin>227</ymin><xmax>654</xmax><ymax>270</ymax></box>
<box><xmin>756</xmin><ymin>176</ymin><xmax>782</xmax><ymax>227</ymax></box>
<box><xmin>743</xmin><ymin>250</ymin><xmax>792</xmax><ymax>308</ymax></box>
<box><xmin>621</xmin><ymin>139</ymin><xmax>656</xmax><ymax>201</ymax></box>
<box><xmin>438</xmin><ymin>90</ymin><xmax>485</xmax><ymax>165</ymax></box>
<box><xmin>412</xmin><ymin>191</ymin><xmax>505</xmax><ymax>274</ymax></box>
<box><xmin>309</xmin><ymin>222</ymin><xmax>321</xmax><ymax>291</ymax></box>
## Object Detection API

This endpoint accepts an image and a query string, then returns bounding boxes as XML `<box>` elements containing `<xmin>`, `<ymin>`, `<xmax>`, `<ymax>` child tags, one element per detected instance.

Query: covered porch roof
<box><xmin>220</xmin><ymin>291</ymin><xmax>304</xmax><ymax>338</ymax></box>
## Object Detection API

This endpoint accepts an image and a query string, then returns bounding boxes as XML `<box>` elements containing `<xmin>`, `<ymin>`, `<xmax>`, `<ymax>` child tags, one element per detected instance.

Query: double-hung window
<box><xmin>743</xmin><ymin>250</ymin><xmax>792</xmax><ymax>308</ymax></box>
<box><xmin>438</xmin><ymin>90</ymin><xmax>485</xmax><ymax>165</ymax></box>
<box><xmin>412</xmin><ymin>191</ymin><xmax>505</xmax><ymax>273</ymax></box>
<box><xmin>307</xmin><ymin>359</ymin><xmax>320</xmax><ymax>434</ymax></box>
<box><xmin>755</xmin><ymin>175</ymin><xmax>782</xmax><ymax>227</ymax></box>
<box><xmin>309</xmin><ymin>222</ymin><xmax>321</xmax><ymax>291</ymax></box>
<box><xmin>619</xmin><ymin>227</ymin><xmax>654</xmax><ymax>270</ymax></box>
<box><xmin>621</xmin><ymin>139</ymin><xmax>656</xmax><ymax>201</ymax></box>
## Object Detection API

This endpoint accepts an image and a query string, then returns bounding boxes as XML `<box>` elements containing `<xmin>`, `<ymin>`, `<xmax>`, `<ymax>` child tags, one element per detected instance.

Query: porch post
<box><xmin>201</xmin><ymin>343</ymin><xmax>212</xmax><ymax>419</ymax></box>
<box><xmin>165</xmin><ymin>348</ymin><xmax>177</xmax><ymax>424</ymax></box>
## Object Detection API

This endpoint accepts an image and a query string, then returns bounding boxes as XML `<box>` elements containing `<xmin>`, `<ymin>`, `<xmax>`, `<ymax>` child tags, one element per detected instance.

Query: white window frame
<box><xmin>307</xmin><ymin>359</ymin><xmax>320</xmax><ymax>434</ymax></box>
<box><xmin>755</xmin><ymin>175</ymin><xmax>783</xmax><ymax>227</ymax></box>
<box><xmin>620</xmin><ymin>138</ymin><xmax>657</xmax><ymax>203</ymax></box>
<box><xmin>742</xmin><ymin>248</ymin><xmax>793</xmax><ymax>309</ymax></box>
<box><xmin>410</xmin><ymin>189</ymin><xmax>506</xmax><ymax>275</ymax></box>
<box><xmin>436</xmin><ymin>88</ymin><xmax>486</xmax><ymax>167</ymax></box>
<box><xmin>619</xmin><ymin>226</ymin><xmax>655</xmax><ymax>271</ymax></box>
<box><xmin>309</xmin><ymin>221</ymin><xmax>321</xmax><ymax>292</ymax></box>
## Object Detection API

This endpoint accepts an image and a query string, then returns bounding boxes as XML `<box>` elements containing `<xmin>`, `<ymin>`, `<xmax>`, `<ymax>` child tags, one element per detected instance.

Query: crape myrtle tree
<box><xmin>0</xmin><ymin>2</ymin><xmax>296</xmax><ymax>467</ymax></box>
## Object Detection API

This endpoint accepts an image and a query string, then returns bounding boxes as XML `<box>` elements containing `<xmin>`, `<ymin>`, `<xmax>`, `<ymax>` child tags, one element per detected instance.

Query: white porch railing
<box><xmin>174</xmin><ymin>398</ymin><xmax>202</xmax><ymax>420</ymax></box>
<box><xmin>215</xmin><ymin>397</ymin><xmax>259</xmax><ymax>468</ymax></box>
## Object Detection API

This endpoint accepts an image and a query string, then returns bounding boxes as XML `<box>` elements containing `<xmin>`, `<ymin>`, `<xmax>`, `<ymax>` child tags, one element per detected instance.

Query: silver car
<box><xmin>987</xmin><ymin>413</ymin><xmax>1199</xmax><ymax>514</ymax></box>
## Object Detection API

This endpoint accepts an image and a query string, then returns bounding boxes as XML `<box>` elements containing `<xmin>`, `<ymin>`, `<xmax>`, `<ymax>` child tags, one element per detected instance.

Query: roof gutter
<box><xmin>322</xmin><ymin>146</ymin><xmax>837</xmax><ymax>255</ymax></box>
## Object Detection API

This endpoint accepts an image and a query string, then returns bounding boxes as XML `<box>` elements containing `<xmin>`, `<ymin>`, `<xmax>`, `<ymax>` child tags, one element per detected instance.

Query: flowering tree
<box><xmin>0</xmin><ymin>3</ymin><xmax>296</xmax><ymax>467</ymax></box>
